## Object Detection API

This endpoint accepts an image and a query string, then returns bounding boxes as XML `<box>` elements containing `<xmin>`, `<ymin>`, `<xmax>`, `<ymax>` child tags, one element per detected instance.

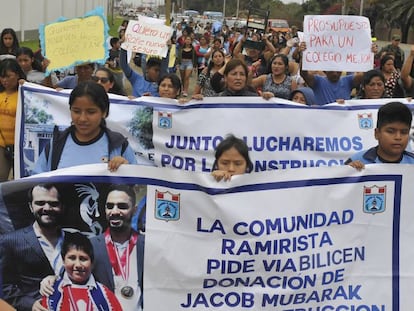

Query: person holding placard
<box><xmin>299</xmin><ymin>42</ymin><xmax>365</xmax><ymax>105</ymax></box>
<box><xmin>119</xmin><ymin>48</ymin><xmax>161</xmax><ymax>97</ymax></box>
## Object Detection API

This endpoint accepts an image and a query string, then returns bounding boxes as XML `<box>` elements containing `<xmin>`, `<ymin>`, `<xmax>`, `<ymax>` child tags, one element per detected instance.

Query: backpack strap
<box><xmin>50</xmin><ymin>126</ymin><xmax>71</xmax><ymax>171</ymax></box>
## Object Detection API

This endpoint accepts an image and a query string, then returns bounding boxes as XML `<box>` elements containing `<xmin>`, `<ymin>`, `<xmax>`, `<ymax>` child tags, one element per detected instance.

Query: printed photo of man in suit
<box><xmin>0</xmin><ymin>183</ymin><xmax>66</xmax><ymax>311</ymax></box>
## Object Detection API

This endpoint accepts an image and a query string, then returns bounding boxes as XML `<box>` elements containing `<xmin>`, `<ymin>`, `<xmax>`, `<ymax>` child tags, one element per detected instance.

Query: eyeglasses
<box><xmin>91</xmin><ymin>76</ymin><xmax>110</xmax><ymax>83</ymax></box>
<box><xmin>33</xmin><ymin>201</ymin><xmax>61</xmax><ymax>207</ymax></box>
<box><xmin>106</xmin><ymin>202</ymin><xmax>130</xmax><ymax>210</ymax></box>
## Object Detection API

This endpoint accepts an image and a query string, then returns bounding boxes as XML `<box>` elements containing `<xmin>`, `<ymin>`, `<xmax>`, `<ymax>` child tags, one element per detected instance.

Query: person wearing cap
<box><xmin>378</xmin><ymin>34</ymin><xmax>405</xmax><ymax>70</ymax></box>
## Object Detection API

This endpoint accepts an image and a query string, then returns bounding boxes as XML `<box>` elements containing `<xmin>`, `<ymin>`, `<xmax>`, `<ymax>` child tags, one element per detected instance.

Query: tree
<box><xmin>128</xmin><ymin>107</ymin><xmax>154</xmax><ymax>150</ymax></box>
<box><xmin>384</xmin><ymin>0</ymin><xmax>414</xmax><ymax>43</ymax></box>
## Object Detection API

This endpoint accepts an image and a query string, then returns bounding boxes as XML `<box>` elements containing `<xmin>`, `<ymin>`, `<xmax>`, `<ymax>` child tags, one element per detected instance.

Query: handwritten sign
<box><xmin>121</xmin><ymin>16</ymin><xmax>173</xmax><ymax>57</ymax></box>
<box><xmin>302</xmin><ymin>15</ymin><xmax>373</xmax><ymax>72</ymax></box>
<box><xmin>39</xmin><ymin>7</ymin><xmax>108</xmax><ymax>74</ymax></box>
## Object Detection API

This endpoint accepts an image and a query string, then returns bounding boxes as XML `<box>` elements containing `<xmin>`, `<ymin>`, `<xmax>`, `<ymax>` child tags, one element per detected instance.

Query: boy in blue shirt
<box><xmin>345</xmin><ymin>101</ymin><xmax>414</xmax><ymax>169</ymax></box>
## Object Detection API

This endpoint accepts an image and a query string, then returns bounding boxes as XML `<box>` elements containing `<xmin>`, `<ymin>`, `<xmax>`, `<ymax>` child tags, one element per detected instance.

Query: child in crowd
<box><xmin>32</xmin><ymin>81</ymin><xmax>137</xmax><ymax>174</ymax></box>
<box><xmin>106</xmin><ymin>37</ymin><xmax>125</xmax><ymax>94</ymax></box>
<box><xmin>289</xmin><ymin>87</ymin><xmax>316</xmax><ymax>105</ymax></box>
<box><xmin>0</xmin><ymin>28</ymin><xmax>19</xmax><ymax>58</ymax></box>
<box><xmin>41</xmin><ymin>232</ymin><xmax>122</xmax><ymax>310</ymax></box>
<box><xmin>119</xmin><ymin>48</ymin><xmax>161</xmax><ymax>97</ymax></box>
<box><xmin>212</xmin><ymin>134</ymin><xmax>253</xmax><ymax>181</ymax></box>
<box><xmin>345</xmin><ymin>101</ymin><xmax>414</xmax><ymax>170</ymax></box>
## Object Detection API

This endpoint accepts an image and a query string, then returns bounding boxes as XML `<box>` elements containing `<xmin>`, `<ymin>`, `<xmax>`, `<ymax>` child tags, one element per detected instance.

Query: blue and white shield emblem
<box><xmin>155</xmin><ymin>190</ymin><xmax>180</xmax><ymax>221</ymax></box>
<box><xmin>158</xmin><ymin>111</ymin><xmax>172</xmax><ymax>129</ymax></box>
<box><xmin>358</xmin><ymin>113</ymin><xmax>373</xmax><ymax>129</ymax></box>
<box><xmin>363</xmin><ymin>185</ymin><xmax>386</xmax><ymax>214</ymax></box>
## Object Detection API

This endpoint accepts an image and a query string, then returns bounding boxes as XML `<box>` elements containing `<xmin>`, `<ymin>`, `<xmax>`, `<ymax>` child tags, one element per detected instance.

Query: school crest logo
<box><xmin>155</xmin><ymin>190</ymin><xmax>180</xmax><ymax>221</ymax></box>
<box><xmin>363</xmin><ymin>185</ymin><xmax>386</xmax><ymax>214</ymax></box>
<box><xmin>358</xmin><ymin>113</ymin><xmax>373</xmax><ymax>129</ymax></box>
<box><xmin>158</xmin><ymin>111</ymin><xmax>172</xmax><ymax>129</ymax></box>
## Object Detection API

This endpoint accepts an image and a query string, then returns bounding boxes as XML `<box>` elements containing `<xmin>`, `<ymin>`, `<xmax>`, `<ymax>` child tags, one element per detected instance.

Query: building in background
<box><xmin>2</xmin><ymin>0</ymin><xmax>107</xmax><ymax>41</ymax></box>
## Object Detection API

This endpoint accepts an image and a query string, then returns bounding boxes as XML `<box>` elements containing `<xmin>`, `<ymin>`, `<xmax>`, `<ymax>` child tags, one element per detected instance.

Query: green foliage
<box><xmin>128</xmin><ymin>107</ymin><xmax>154</xmax><ymax>150</ymax></box>
<box><xmin>25</xmin><ymin>107</ymin><xmax>53</xmax><ymax>124</ymax></box>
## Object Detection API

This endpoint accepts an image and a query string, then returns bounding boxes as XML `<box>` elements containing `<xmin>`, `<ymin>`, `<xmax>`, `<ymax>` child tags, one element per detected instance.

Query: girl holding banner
<box><xmin>32</xmin><ymin>81</ymin><xmax>137</xmax><ymax>175</ymax></box>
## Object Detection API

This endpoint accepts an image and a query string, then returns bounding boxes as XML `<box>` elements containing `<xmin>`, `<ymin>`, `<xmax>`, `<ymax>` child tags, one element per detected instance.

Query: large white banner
<box><xmin>2</xmin><ymin>163</ymin><xmax>414</xmax><ymax>309</ymax></box>
<box><xmin>17</xmin><ymin>83</ymin><xmax>414</xmax><ymax>177</ymax></box>
<box><xmin>152</xmin><ymin>97</ymin><xmax>414</xmax><ymax>172</ymax></box>
<box><xmin>143</xmin><ymin>164</ymin><xmax>414</xmax><ymax>310</ymax></box>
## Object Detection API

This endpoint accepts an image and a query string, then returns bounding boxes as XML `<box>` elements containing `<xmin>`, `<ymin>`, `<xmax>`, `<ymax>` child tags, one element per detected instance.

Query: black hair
<box><xmin>28</xmin><ymin>183</ymin><xmax>62</xmax><ymax>203</ymax></box>
<box><xmin>69</xmin><ymin>81</ymin><xmax>110</xmax><ymax>120</ymax></box>
<box><xmin>94</xmin><ymin>67</ymin><xmax>126</xmax><ymax>96</ymax></box>
<box><xmin>61</xmin><ymin>232</ymin><xmax>94</xmax><ymax>263</ymax></box>
<box><xmin>16</xmin><ymin>46</ymin><xmax>43</xmax><ymax>72</ymax></box>
<box><xmin>0</xmin><ymin>58</ymin><xmax>26</xmax><ymax>92</ymax></box>
<box><xmin>223</xmin><ymin>58</ymin><xmax>248</xmax><ymax>77</ymax></box>
<box><xmin>380</xmin><ymin>55</ymin><xmax>395</xmax><ymax>71</ymax></box>
<box><xmin>146</xmin><ymin>57</ymin><xmax>162</xmax><ymax>69</ymax></box>
<box><xmin>358</xmin><ymin>69</ymin><xmax>385</xmax><ymax>98</ymax></box>
<box><xmin>212</xmin><ymin>134</ymin><xmax>253</xmax><ymax>173</ymax></box>
<box><xmin>377</xmin><ymin>101</ymin><xmax>412</xmax><ymax>129</ymax></box>
<box><xmin>267</xmin><ymin>53</ymin><xmax>289</xmax><ymax>74</ymax></box>
<box><xmin>110</xmin><ymin>37</ymin><xmax>120</xmax><ymax>47</ymax></box>
<box><xmin>0</xmin><ymin>28</ymin><xmax>19</xmax><ymax>55</ymax></box>
<box><xmin>206</xmin><ymin>49</ymin><xmax>225</xmax><ymax>77</ymax></box>
<box><xmin>158</xmin><ymin>73</ymin><xmax>182</xmax><ymax>98</ymax></box>
<box><xmin>106</xmin><ymin>184</ymin><xmax>136</xmax><ymax>208</ymax></box>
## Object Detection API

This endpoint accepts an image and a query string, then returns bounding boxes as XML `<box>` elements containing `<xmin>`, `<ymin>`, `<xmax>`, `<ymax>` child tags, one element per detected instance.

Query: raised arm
<box><xmin>298</xmin><ymin>42</ymin><xmax>315</xmax><ymax>88</ymax></box>
<box><xmin>401</xmin><ymin>45</ymin><xmax>414</xmax><ymax>91</ymax></box>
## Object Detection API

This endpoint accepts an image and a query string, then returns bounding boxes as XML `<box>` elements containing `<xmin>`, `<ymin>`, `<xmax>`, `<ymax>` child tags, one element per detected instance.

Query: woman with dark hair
<box><xmin>193</xmin><ymin>49</ymin><xmax>226</xmax><ymax>97</ymax></box>
<box><xmin>32</xmin><ymin>81</ymin><xmax>137</xmax><ymax>175</ymax></box>
<box><xmin>218</xmin><ymin>58</ymin><xmax>258</xmax><ymax>96</ymax></box>
<box><xmin>158</xmin><ymin>73</ymin><xmax>182</xmax><ymax>99</ymax></box>
<box><xmin>0</xmin><ymin>28</ymin><xmax>19</xmax><ymax>57</ymax></box>
<box><xmin>16</xmin><ymin>47</ymin><xmax>50</xmax><ymax>85</ymax></box>
<box><xmin>252</xmin><ymin>53</ymin><xmax>297</xmax><ymax>100</ymax></box>
<box><xmin>212</xmin><ymin>134</ymin><xmax>253</xmax><ymax>181</ymax></box>
<box><xmin>357</xmin><ymin>69</ymin><xmax>388</xmax><ymax>99</ymax></box>
<box><xmin>0</xmin><ymin>58</ymin><xmax>26</xmax><ymax>181</ymax></box>
<box><xmin>380</xmin><ymin>55</ymin><xmax>405</xmax><ymax>98</ymax></box>
<box><xmin>92</xmin><ymin>67</ymin><xmax>126</xmax><ymax>96</ymax></box>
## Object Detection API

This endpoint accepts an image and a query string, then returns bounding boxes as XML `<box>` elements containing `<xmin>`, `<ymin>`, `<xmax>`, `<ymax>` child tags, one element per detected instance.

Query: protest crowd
<box><xmin>0</xmin><ymin>7</ymin><xmax>414</xmax><ymax>311</ymax></box>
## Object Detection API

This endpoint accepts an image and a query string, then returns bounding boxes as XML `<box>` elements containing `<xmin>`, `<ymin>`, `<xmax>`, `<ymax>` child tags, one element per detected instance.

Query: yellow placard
<box><xmin>44</xmin><ymin>15</ymin><xmax>106</xmax><ymax>72</ymax></box>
